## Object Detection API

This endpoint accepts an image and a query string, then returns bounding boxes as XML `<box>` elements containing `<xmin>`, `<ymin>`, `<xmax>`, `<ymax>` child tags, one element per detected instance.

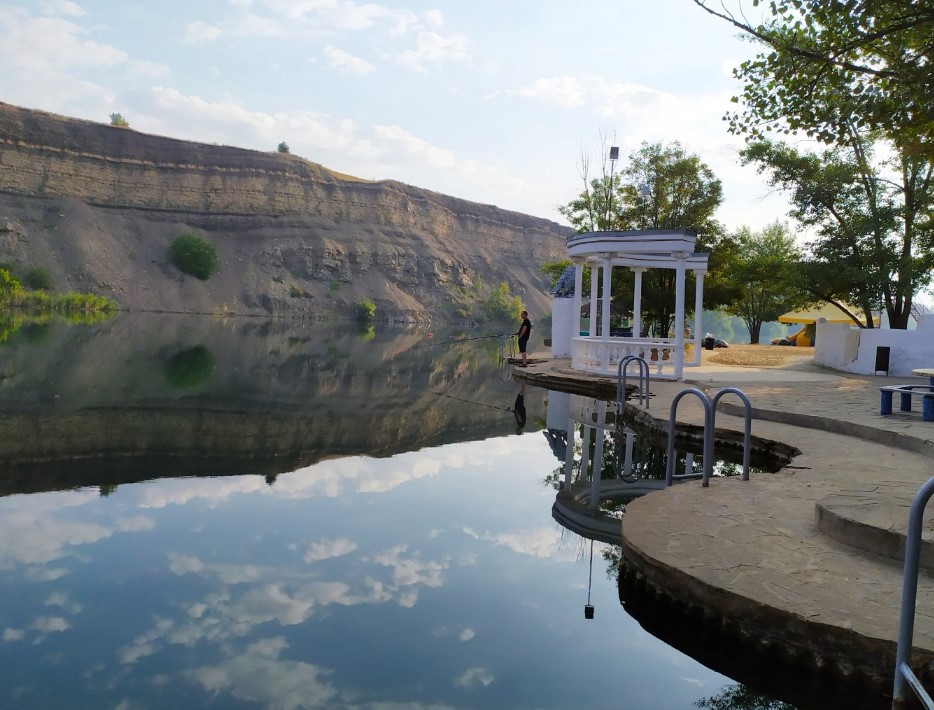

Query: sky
<box><xmin>0</xmin><ymin>0</ymin><xmax>794</xmax><ymax>231</ymax></box>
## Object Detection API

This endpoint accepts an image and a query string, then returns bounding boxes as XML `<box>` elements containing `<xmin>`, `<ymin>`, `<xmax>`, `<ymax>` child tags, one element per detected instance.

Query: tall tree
<box><xmin>714</xmin><ymin>222</ymin><xmax>809</xmax><ymax>343</ymax></box>
<box><xmin>740</xmin><ymin>136</ymin><xmax>934</xmax><ymax>328</ymax></box>
<box><xmin>691</xmin><ymin>0</ymin><xmax>934</xmax><ymax>156</ymax></box>
<box><xmin>558</xmin><ymin>141</ymin><xmax>727</xmax><ymax>336</ymax></box>
<box><xmin>694</xmin><ymin>0</ymin><xmax>934</xmax><ymax>328</ymax></box>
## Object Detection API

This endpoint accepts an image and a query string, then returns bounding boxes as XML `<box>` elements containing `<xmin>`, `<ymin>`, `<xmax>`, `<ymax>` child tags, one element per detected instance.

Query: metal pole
<box><xmin>893</xmin><ymin>477</ymin><xmax>934</xmax><ymax>704</ymax></box>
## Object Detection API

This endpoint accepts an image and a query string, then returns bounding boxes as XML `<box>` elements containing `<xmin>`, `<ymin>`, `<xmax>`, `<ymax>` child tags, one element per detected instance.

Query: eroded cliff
<box><xmin>0</xmin><ymin>102</ymin><xmax>569</xmax><ymax>322</ymax></box>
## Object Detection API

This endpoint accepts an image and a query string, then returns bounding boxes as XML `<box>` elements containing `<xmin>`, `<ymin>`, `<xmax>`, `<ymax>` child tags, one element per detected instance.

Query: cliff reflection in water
<box><xmin>0</xmin><ymin>313</ymin><xmax>537</xmax><ymax>496</ymax></box>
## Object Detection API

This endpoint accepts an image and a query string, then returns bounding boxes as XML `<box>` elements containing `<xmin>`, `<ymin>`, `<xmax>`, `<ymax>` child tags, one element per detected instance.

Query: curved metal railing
<box><xmin>893</xmin><ymin>477</ymin><xmax>934</xmax><ymax>709</ymax></box>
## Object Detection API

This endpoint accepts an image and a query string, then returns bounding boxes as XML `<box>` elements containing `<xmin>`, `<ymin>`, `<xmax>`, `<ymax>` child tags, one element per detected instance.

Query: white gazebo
<box><xmin>552</xmin><ymin>229</ymin><xmax>709</xmax><ymax>380</ymax></box>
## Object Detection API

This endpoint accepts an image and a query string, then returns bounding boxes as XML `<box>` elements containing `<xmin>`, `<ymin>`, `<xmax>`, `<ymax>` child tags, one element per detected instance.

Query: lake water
<box><xmin>0</xmin><ymin>313</ymin><xmax>797</xmax><ymax>709</ymax></box>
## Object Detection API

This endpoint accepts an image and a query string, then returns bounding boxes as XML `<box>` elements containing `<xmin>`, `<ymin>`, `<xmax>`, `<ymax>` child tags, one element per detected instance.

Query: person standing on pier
<box><xmin>516</xmin><ymin>311</ymin><xmax>531</xmax><ymax>367</ymax></box>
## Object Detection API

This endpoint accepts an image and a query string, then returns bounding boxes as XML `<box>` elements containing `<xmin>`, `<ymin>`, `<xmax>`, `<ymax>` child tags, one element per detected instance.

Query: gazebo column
<box><xmin>572</xmin><ymin>259</ymin><xmax>584</xmax><ymax>338</ymax></box>
<box><xmin>564</xmin><ymin>420</ymin><xmax>576</xmax><ymax>489</ymax></box>
<box><xmin>693</xmin><ymin>270</ymin><xmax>706</xmax><ymax>366</ymax></box>
<box><xmin>632</xmin><ymin>267</ymin><xmax>645</xmax><ymax>338</ymax></box>
<box><xmin>674</xmin><ymin>253</ymin><xmax>687</xmax><ymax>379</ymax></box>
<box><xmin>600</xmin><ymin>255</ymin><xmax>612</xmax><ymax>371</ymax></box>
<box><xmin>589</xmin><ymin>401</ymin><xmax>606</xmax><ymax>508</ymax></box>
<box><xmin>589</xmin><ymin>262</ymin><xmax>599</xmax><ymax>336</ymax></box>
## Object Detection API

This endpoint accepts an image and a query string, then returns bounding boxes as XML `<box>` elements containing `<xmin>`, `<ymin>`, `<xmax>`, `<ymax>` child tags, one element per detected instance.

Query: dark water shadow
<box><xmin>0</xmin><ymin>313</ymin><xmax>540</xmax><ymax>495</ymax></box>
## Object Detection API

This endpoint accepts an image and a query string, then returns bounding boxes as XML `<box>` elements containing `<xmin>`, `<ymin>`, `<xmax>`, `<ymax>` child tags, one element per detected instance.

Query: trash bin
<box><xmin>704</xmin><ymin>336</ymin><xmax>715</xmax><ymax>351</ymax></box>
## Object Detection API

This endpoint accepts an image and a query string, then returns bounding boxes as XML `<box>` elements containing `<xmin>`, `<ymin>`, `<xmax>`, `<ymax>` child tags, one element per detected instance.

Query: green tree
<box><xmin>481</xmin><ymin>281</ymin><xmax>523</xmax><ymax>322</ymax></box>
<box><xmin>0</xmin><ymin>268</ymin><xmax>23</xmax><ymax>304</ymax></box>
<box><xmin>109</xmin><ymin>113</ymin><xmax>129</xmax><ymax>127</ymax></box>
<box><xmin>740</xmin><ymin>137</ymin><xmax>934</xmax><ymax>329</ymax></box>
<box><xmin>714</xmin><ymin>222</ymin><xmax>808</xmax><ymax>343</ymax></box>
<box><xmin>540</xmin><ymin>259</ymin><xmax>573</xmax><ymax>289</ymax></box>
<box><xmin>558</xmin><ymin>141</ymin><xmax>728</xmax><ymax>336</ymax></box>
<box><xmin>169</xmin><ymin>232</ymin><xmax>219</xmax><ymax>280</ymax></box>
<box><xmin>692</xmin><ymin>0</ymin><xmax>934</xmax><ymax>155</ymax></box>
<box><xmin>693</xmin><ymin>1</ymin><xmax>934</xmax><ymax>329</ymax></box>
<box><xmin>277</xmin><ymin>141</ymin><xmax>290</xmax><ymax>153</ymax></box>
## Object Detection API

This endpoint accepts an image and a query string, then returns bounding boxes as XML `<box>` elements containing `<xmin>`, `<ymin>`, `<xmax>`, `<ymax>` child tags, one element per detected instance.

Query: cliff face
<box><xmin>0</xmin><ymin>102</ymin><xmax>570</xmax><ymax>322</ymax></box>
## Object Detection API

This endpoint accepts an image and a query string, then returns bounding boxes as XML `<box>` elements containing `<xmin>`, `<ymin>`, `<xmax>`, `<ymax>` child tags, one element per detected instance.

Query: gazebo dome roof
<box><xmin>567</xmin><ymin>229</ymin><xmax>709</xmax><ymax>271</ymax></box>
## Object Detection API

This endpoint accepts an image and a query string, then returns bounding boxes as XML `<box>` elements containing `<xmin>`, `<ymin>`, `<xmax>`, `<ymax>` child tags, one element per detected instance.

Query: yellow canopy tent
<box><xmin>778</xmin><ymin>303</ymin><xmax>868</xmax><ymax>326</ymax></box>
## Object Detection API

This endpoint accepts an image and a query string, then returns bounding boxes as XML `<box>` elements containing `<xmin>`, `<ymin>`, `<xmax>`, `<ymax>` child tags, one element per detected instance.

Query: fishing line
<box><xmin>409</xmin><ymin>333</ymin><xmax>511</xmax><ymax>349</ymax></box>
<box><xmin>405</xmin><ymin>382</ymin><xmax>517</xmax><ymax>413</ymax></box>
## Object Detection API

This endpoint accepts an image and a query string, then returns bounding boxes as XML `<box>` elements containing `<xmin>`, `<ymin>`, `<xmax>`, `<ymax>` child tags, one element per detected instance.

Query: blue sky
<box><xmin>0</xmin><ymin>0</ymin><xmax>791</xmax><ymax>230</ymax></box>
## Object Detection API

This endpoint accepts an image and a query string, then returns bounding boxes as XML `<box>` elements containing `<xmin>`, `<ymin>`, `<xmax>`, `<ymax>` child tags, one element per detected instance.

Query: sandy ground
<box><xmin>701</xmin><ymin>343</ymin><xmax>816</xmax><ymax>368</ymax></box>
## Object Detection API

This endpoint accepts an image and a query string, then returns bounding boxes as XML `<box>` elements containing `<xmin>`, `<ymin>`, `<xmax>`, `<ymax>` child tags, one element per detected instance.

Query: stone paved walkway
<box><xmin>515</xmin><ymin>354</ymin><xmax>934</xmax><ymax>696</ymax></box>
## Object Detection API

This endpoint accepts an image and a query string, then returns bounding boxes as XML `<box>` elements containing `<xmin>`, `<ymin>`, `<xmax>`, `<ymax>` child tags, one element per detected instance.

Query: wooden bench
<box><xmin>880</xmin><ymin>385</ymin><xmax>934</xmax><ymax>421</ymax></box>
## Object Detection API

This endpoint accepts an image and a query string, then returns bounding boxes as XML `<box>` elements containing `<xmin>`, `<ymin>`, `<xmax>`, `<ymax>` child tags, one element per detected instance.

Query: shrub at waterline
<box><xmin>24</xmin><ymin>266</ymin><xmax>53</xmax><ymax>291</ymax></box>
<box><xmin>170</xmin><ymin>232</ymin><xmax>218</xmax><ymax>280</ymax></box>
<box><xmin>357</xmin><ymin>298</ymin><xmax>377</xmax><ymax>321</ymax></box>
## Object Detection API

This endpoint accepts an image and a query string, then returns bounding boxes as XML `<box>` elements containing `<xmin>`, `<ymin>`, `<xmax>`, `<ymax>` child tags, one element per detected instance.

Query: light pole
<box><xmin>639</xmin><ymin>183</ymin><xmax>651</xmax><ymax>229</ymax></box>
<box><xmin>607</xmin><ymin>146</ymin><xmax>619</xmax><ymax>229</ymax></box>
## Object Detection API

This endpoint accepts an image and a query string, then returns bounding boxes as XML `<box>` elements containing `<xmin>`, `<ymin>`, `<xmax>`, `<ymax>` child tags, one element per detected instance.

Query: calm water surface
<box><xmin>0</xmin><ymin>314</ymin><xmax>792</xmax><ymax>709</ymax></box>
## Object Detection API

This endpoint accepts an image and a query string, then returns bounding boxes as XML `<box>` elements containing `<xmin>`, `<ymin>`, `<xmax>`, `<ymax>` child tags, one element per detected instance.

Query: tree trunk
<box><xmin>748</xmin><ymin>321</ymin><xmax>762</xmax><ymax>344</ymax></box>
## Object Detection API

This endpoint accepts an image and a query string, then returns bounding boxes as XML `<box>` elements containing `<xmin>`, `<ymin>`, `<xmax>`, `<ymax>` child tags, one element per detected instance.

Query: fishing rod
<box><xmin>409</xmin><ymin>333</ymin><xmax>512</xmax><ymax>349</ymax></box>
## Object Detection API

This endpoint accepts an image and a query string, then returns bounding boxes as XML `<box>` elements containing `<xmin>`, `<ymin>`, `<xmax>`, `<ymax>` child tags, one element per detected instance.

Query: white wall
<box><xmin>814</xmin><ymin>316</ymin><xmax>934</xmax><ymax>376</ymax></box>
<box><xmin>552</xmin><ymin>298</ymin><xmax>575</xmax><ymax>358</ymax></box>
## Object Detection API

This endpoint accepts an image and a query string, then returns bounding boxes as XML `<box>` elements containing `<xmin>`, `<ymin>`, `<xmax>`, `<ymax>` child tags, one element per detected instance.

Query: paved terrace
<box><xmin>513</xmin><ymin>351</ymin><xmax>934</xmax><ymax>702</ymax></box>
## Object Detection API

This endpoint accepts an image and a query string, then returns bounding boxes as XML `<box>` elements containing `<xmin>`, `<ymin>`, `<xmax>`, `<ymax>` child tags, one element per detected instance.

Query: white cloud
<box><xmin>168</xmin><ymin>553</ymin><xmax>206</xmax><ymax>575</ymax></box>
<box><xmin>32</xmin><ymin>616</ymin><xmax>70</xmax><ymax>633</ymax></box>
<box><xmin>0</xmin><ymin>511</ymin><xmax>112</xmax><ymax>567</ymax></box>
<box><xmin>115</xmin><ymin>516</ymin><xmax>155</xmax><ymax>533</ymax></box>
<box><xmin>44</xmin><ymin>591</ymin><xmax>82</xmax><ymax>614</ymax></box>
<box><xmin>462</xmin><ymin>525</ymin><xmax>568</xmax><ymax>559</ymax></box>
<box><xmin>187</xmin><ymin>0</ymin><xmax>423</xmax><ymax>40</ymax></box>
<box><xmin>0</xmin><ymin>6</ymin><xmax>167</xmax><ymax>115</ymax></box>
<box><xmin>186</xmin><ymin>636</ymin><xmax>338</xmax><ymax>709</ymax></box>
<box><xmin>3</xmin><ymin>628</ymin><xmax>25</xmax><ymax>641</ymax></box>
<box><xmin>396</xmin><ymin>31</ymin><xmax>469</xmax><ymax>73</ymax></box>
<box><xmin>303</xmin><ymin>537</ymin><xmax>358</xmax><ymax>563</ymax></box>
<box><xmin>323</xmin><ymin>46</ymin><xmax>376</xmax><ymax>75</ymax></box>
<box><xmin>40</xmin><ymin>1</ymin><xmax>84</xmax><ymax>17</ymax></box>
<box><xmin>184</xmin><ymin>20</ymin><xmax>223</xmax><ymax>44</ymax></box>
<box><xmin>454</xmin><ymin>666</ymin><xmax>494</xmax><ymax>688</ymax></box>
<box><xmin>372</xmin><ymin>545</ymin><xmax>446</xmax><ymax>589</ymax></box>
<box><xmin>372</xmin><ymin>125</ymin><xmax>459</xmax><ymax>170</ymax></box>
<box><xmin>458</xmin><ymin>628</ymin><xmax>475</xmax><ymax>642</ymax></box>
<box><xmin>515</xmin><ymin>74</ymin><xmax>596</xmax><ymax>109</ymax></box>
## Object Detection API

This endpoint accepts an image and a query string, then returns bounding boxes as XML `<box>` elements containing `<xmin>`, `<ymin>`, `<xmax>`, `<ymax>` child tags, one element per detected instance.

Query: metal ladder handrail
<box><xmin>614</xmin><ymin>426</ymin><xmax>650</xmax><ymax>483</ymax></box>
<box><xmin>710</xmin><ymin>387</ymin><xmax>752</xmax><ymax>482</ymax></box>
<box><xmin>893</xmin><ymin>476</ymin><xmax>934</xmax><ymax>708</ymax></box>
<box><xmin>665</xmin><ymin>388</ymin><xmax>714</xmax><ymax>487</ymax></box>
<box><xmin>617</xmin><ymin>355</ymin><xmax>650</xmax><ymax>409</ymax></box>
<box><xmin>665</xmin><ymin>387</ymin><xmax>753</xmax><ymax>487</ymax></box>
<box><xmin>498</xmin><ymin>333</ymin><xmax>515</xmax><ymax>361</ymax></box>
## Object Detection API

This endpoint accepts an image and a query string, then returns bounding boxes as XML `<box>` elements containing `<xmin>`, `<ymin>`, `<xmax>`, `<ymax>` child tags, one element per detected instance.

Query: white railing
<box><xmin>571</xmin><ymin>336</ymin><xmax>684</xmax><ymax>379</ymax></box>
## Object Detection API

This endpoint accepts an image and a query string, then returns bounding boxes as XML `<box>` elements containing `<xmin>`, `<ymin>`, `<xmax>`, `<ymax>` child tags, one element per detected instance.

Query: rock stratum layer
<box><xmin>0</xmin><ymin>102</ymin><xmax>569</xmax><ymax>322</ymax></box>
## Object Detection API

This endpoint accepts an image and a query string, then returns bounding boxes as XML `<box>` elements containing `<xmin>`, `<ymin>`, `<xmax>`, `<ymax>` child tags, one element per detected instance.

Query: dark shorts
<box><xmin>518</xmin><ymin>338</ymin><xmax>529</xmax><ymax>354</ymax></box>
